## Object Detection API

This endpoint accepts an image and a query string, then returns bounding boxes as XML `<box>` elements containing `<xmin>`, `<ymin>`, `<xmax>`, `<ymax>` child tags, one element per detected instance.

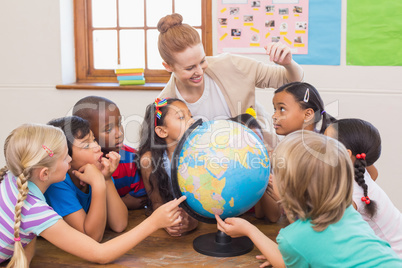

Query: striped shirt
<box><xmin>112</xmin><ymin>144</ymin><xmax>146</xmax><ymax>197</ymax></box>
<box><xmin>0</xmin><ymin>172</ymin><xmax>61</xmax><ymax>263</ymax></box>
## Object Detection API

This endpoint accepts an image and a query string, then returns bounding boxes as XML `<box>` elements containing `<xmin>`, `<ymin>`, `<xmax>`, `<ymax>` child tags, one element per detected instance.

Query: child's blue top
<box><xmin>277</xmin><ymin>206</ymin><xmax>402</xmax><ymax>267</ymax></box>
<box><xmin>44</xmin><ymin>173</ymin><xmax>92</xmax><ymax>217</ymax></box>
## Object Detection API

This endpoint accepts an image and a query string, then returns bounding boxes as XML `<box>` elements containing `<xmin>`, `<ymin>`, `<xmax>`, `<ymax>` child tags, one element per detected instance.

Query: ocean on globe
<box><xmin>175</xmin><ymin>120</ymin><xmax>270</xmax><ymax>220</ymax></box>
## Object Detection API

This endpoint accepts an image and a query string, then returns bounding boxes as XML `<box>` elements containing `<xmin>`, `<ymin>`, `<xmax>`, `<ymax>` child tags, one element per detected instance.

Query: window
<box><xmin>74</xmin><ymin>0</ymin><xmax>212</xmax><ymax>85</ymax></box>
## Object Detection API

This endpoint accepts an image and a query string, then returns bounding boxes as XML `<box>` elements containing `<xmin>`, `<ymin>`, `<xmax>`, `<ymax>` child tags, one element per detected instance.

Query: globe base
<box><xmin>193</xmin><ymin>230</ymin><xmax>253</xmax><ymax>257</ymax></box>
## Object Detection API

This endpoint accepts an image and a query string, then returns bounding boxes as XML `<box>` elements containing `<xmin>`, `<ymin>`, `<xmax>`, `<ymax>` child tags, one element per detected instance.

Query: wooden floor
<box><xmin>25</xmin><ymin>209</ymin><xmax>288</xmax><ymax>267</ymax></box>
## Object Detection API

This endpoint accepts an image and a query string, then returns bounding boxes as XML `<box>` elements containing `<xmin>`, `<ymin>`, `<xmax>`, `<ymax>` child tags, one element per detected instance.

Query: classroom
<box><xmin>1</xmin><ymin>0</ymin><xmax>401</xmax><ymax>267</ymax></box>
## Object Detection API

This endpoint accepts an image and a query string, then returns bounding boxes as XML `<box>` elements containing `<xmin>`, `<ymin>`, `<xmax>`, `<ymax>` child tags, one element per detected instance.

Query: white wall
<box><xmin>1</xmin><ymin>0</ymin><xmax>401</xmax><ymax>210</ymax></box>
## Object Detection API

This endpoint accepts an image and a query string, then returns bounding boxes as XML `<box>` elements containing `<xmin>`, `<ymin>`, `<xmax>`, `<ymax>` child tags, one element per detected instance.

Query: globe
<box><xmin>170</xmin><ymin>119</ymin><xmax>271</xmax><ymax>257</ymax></box>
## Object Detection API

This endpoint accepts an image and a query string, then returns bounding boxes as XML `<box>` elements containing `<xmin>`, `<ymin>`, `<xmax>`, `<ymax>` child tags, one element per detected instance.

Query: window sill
<box><xmin>56</xmin><ymin>82</ymin><xmax>166</xmax><ymax>91</ymax></box>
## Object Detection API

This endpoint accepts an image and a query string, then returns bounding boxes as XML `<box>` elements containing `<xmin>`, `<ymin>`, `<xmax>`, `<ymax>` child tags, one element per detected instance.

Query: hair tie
<box><xmin>303</xmin><ymin>88</ymin><xmax>310</xmax><ymax>103</ymax></box>
<box><xmin>321</xmin><ymin>110</ymin><xmax>326</xmax><ymax>115</ymax></box>
<box><xmin>245</xmin><ymin>107</ymin><xmax>257</xmax><ymax>119</ymax></box>
<box><xmin>154</xmin><ymin>98</ymin><xmax>168</xmax><ymax>127</ymax></box>
<box><xmin>356</xmin><ymin>153</ymin><xmax>366</xmax><ymax>160</ymax></box>
<box><xmin>42</xmin><ymin>145</ymin><xmax>54</xmax><ymax>157</ymax></box>
<box><xmin>361</xmin><ymin>196</ymin><xmax>371</xmax><ymax>205</ymax></box>
<box><xmin>14</xmin><ymin>237</ymin><xmax>21</xmax><ymax>242</ymax></box>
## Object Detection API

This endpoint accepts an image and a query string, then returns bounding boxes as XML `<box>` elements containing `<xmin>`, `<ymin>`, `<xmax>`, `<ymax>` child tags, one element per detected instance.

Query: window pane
<box><xmin>147</xmin><ymin>30</ymin><xmax>164</xmax><ymax>69</ymax></box>
<box><xmin>92</xmin><ymin>0</ymin><xmax>117</xmax><ymax>28</ymax></box>
<box><xmin>195</xmin><ymin>29</ymin><xmax>202</xmax><ymax>45</ymax></box>
<box><xmin>175</xmin><ymin>0</ymin><xmax>201</xmax><ymax>26</ymax></box>
<box><xmin>120</xmin><ymin>30</ymin><xmax>145</xmax><ymax>68</ymax></box>
<box><xmin>119</xmin><ymin>0</ymin><xmax>144</xmax><ymax>27</ymax></box>
<box><xmin>146</xmin><ymin>0</ymin><xmax>172</xmax><ymax>27</ymax></box>
<box><xmin>93</xmin><ymin>30</ymin><xmax>118</xmax><ymax>69</ymax></box>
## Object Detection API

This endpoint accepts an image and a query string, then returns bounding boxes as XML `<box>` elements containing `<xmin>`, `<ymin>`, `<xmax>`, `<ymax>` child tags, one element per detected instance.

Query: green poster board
<box><xmin>347</xmin><ymin>1</ymin><xmax>402</xmax><ymax>66</ymax></box>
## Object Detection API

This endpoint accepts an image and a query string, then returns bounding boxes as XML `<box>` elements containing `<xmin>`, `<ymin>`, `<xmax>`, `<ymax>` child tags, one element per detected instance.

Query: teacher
<box><xmin>157</xmin><ymin>13</ymin><xmax>304</xmax><ymax>150</ymax></box>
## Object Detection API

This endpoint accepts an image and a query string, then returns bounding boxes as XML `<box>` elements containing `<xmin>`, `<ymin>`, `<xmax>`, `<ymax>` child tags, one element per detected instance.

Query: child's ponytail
<box><xmin>320</xmin><ymin>110</ymin><xmax>336</xmax><ymax>134</ymax></box>
<box><xmin>331</xmin><ymin>119</ymin><xmax>381</xmax><ymax>219</ymax></box>
<box><xmin>7</xmin><ymin>173</ymin><xmax>30</xmax><ymax>268</ymax></box>
<box><xmin>0</xmin><ymin>166</ymin><xmax>8</xmax><ymax>182</ymax></box>
<box><xmin>354</xmin><ymin>155</ymin><xmax>377</xmax><ymax>218</ymax></box>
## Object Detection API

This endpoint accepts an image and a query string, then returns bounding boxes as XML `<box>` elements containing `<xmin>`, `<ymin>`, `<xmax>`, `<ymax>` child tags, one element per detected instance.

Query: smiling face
<box><xmin>70</xmin><ymin>131</ymin><xmax>104</xmax><ymax>171</ymax></box>
<box><xmin>157</xmin><ymin>101</ymin><xmax>195</xmax><ymax>145</ymax></box>
<box><xmin>272</xmin><ymin>91</ymin><xmax>306</xmax><ymax>135</ymax></box>
<box><xmin>89</xmin><ymin>104</ymin><xmax>124</xmax><ymax>154</ymax></box>
<box><xmin>164</xmin><ymin>43</ymin><xmax>208</xmax><ymax>92</ymax></box>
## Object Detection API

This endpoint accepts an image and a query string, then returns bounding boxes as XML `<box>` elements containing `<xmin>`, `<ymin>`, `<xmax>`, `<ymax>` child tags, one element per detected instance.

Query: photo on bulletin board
<box><xmin>217</xmin><ymin>0</ymin><xmax>342</xmax><ymax>65</ymax></box>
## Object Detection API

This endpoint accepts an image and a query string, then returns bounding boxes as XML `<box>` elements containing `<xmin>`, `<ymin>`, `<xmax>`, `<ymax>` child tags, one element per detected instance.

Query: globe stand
<box><xmin>193</xmin><ymin>230</ymin><xmax>253</xmax><ymax>257</ymax></box>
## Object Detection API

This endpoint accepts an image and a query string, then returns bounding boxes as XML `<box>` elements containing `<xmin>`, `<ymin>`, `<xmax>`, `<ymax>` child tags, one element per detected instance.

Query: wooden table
<box><xmin>28</xmin><ymin>209</ymin><xmax>289</xmax><ymax>267</ymax></box>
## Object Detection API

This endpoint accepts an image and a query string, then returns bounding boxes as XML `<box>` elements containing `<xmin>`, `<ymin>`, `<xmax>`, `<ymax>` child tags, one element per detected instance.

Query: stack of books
<box><xmin>115</xmin><ymin>68</ymin><xmax>145</xmax><ymax>85</ymax></box>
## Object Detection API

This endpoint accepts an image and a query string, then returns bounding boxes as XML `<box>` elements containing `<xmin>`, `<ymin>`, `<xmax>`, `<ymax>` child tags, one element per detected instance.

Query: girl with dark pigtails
<box><xmin>325</xmin><ymin>118</ymin><xmax>402</xmax><ymax>257</ymax></box>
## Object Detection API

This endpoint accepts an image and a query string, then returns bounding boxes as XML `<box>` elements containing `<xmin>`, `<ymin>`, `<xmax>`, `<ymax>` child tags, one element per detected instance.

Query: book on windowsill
<box><xmin>117</xmin><ymin>75</ymin><xmax>145</xmax><ymax>81</ymax></box>
<box><xmin>115</xmin><ymin>68</ymin><xmax>144</xmax><ymax>74</ymax></box>
<box><xmin>119</xmin><ymin>79</ymin><xmax>146</xmax><ymax>85</ymax></box>
<box><xmin>115</xmin><ymin>72</ymin><xmax>143</xmax><ymax>76</ymax></box>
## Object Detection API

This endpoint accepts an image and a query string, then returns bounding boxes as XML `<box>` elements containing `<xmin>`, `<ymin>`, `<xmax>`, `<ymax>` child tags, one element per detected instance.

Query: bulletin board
<box><xmin>217</xmin><ymin>0</ymin><xmax>309</xmax><ymax>55</ymax></box>
<box><xmin>347</xmin><ymin>0</ymin><xmax>402</xmax><ymax>66</ymax></box>
<box><xmin>217</xmin><ymin>0</ymin><xmax>342</xmax><ymax>65</ymax></box>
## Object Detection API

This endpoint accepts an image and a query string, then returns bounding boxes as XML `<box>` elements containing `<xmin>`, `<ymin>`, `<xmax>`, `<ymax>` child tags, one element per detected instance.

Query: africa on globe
<box><xmin>171</xmin><ymin>119</ymin><xmax>270</xmax><ymax>221</ymax></box>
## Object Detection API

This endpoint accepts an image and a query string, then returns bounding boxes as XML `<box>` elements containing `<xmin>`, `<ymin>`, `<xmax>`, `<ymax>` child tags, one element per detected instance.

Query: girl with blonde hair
<box><xmin>216</xmin><ymin>131</ymin><xmax>401</xmax><ymax>267</ymax></box>
<box><xmin>0</xmin><ymin>124</ymin><xmax>185</xmax><ymax>267</ymax></box>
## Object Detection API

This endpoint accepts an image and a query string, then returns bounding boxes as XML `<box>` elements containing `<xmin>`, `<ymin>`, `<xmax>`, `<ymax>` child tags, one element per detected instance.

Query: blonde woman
<box><xmin>0</xmin><ymin>124</ymin><xmax>185</xmax><ymax>267</ymax></box>
<box><xmin>216</xmin><ymin>131</ymin><xmax>402</xmax><ymax>267</ymax></box>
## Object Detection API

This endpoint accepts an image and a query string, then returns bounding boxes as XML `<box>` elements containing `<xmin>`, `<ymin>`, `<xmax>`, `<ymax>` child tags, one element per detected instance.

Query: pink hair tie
<box><xmin>14</xmin><ymin>237</ymin><xmax>21</xmax><ymax>242</ymax></box>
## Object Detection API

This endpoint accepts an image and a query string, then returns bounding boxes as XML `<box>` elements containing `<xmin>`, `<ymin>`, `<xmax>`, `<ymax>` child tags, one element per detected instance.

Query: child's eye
<box><xmin>84</xmin><ymin>144</ymin><xmax>90</xmax><ymax>149</ymax></box>
<box><xmin>280</xmin><ymin>107</ymin><xmax>286</xmax><ymax>112</ymax></box>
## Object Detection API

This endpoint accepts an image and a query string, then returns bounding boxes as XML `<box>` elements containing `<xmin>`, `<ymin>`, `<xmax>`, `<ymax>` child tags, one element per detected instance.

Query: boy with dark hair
<box><xmin>73</xmin><ymin>96</ymin><xmax>147</xmax><ymax>209</ymax></box>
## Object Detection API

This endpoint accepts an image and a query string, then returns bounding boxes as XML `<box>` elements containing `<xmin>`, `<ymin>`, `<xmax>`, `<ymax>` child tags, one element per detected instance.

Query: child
<box><xmin>72</xmin><ymin>96</ymin><xmax>147</xmax><ymax>210</ymax></box>
<box><xmin>325</xmin><ymin>118</ymin><xmax>402</xmax><ymax>257</ymax></box>
<box><xmin>272</xmin><ymin>81</ymin><xmax>335</xmax><ymax>136</ymax></box>
<box><xmin>0</xmin><ymin>123</ymin><xmax>185</xmax><ymax>267</ymax></box>
<box><xmin>139</xmin><ymin>98</ymin><xmax>198</xmax><ymax>236</ymax></box>
<box><xmin>230</xmin><ymin>113</ymin><xmax>281</xmax><ymax>223</ymax></box>
<box><xmin>216</xmin><ymin>131</ymin><xmax>402</xmax><ymax>267</ymax></box>
<box><xmin>44</xmin><ymin>116</ymin><xmax>128</xmax><ymax>242</ymax></box>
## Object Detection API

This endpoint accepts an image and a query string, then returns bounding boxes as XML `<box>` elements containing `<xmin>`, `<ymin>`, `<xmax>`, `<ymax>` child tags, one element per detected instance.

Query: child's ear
<box><xmin>162</xmin><ymin>61</ymin><xmax>174</xmax><ymax>73</ymax></box>
<box><xmin>155</xmin><ymin>126</ymin><xmax>168</xmax><ymax>139</ymax></box>
<box><xmin>347</xmin><ymin>149</ymin><xmax>353</xmax><ymax>158</ymax></box>
<box><xmin>304</xmin><ymin>108</ymin><xmax>315</xmax><ymax>122</ymax></box>
<box><xmin>38</xmin><ymin>167</ymin><xmax>50</xmax><ymax>182</ymax></box>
